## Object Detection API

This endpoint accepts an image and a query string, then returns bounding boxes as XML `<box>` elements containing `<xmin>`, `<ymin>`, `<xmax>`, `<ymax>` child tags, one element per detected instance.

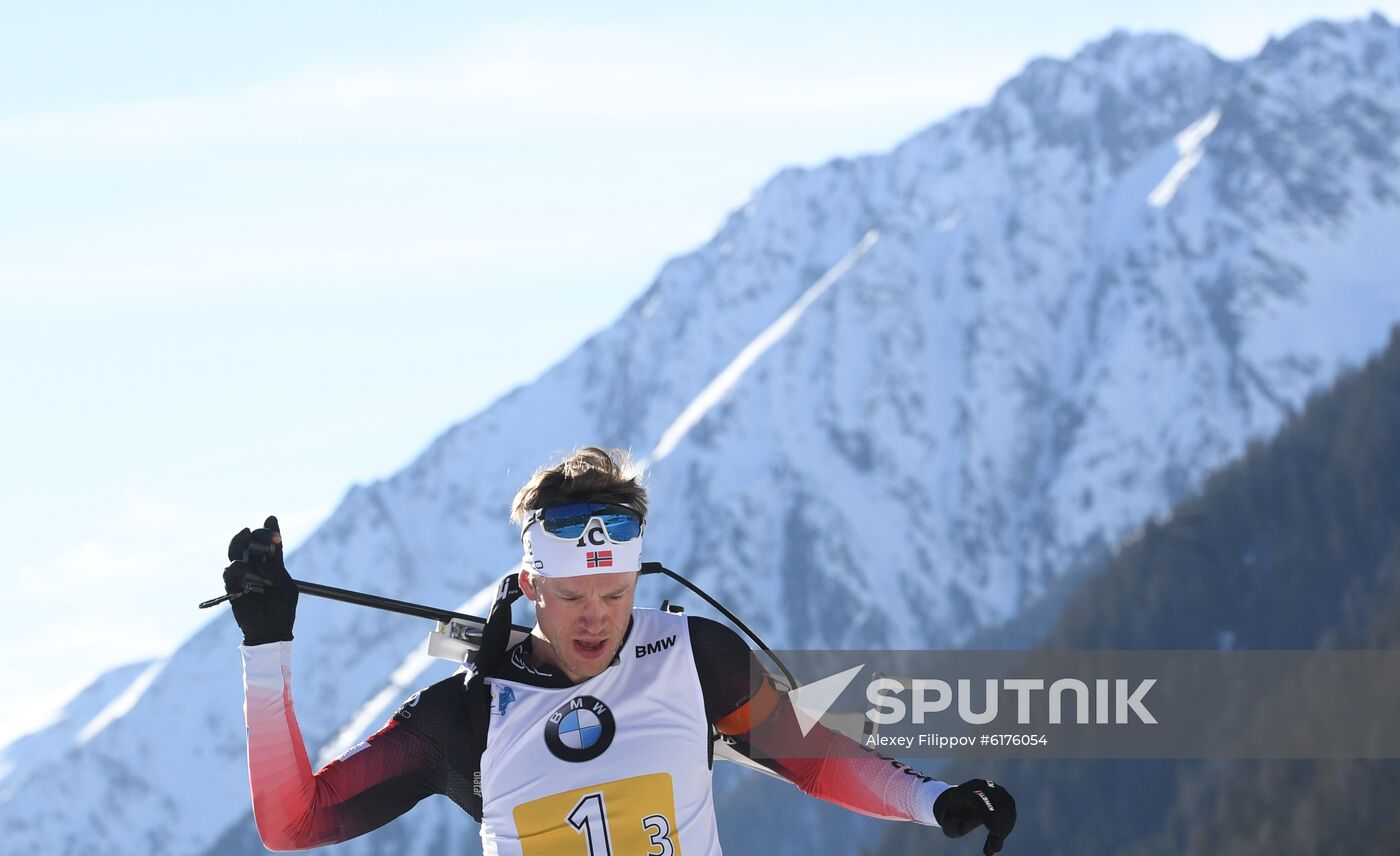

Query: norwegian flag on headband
<box><xmin>586</xmin><ymin>551</ymin><xmax>613</xmax><ymax>568</ymax></box>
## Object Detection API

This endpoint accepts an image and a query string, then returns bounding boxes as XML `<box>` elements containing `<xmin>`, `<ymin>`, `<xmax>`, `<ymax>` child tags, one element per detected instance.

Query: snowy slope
<box><xmin>4</xmin><ymin>14</ymin><xmax>1400</xmax><ymax>856</ymax></box>
<box><xmin>0</xmin><ymin>660</ymin><xmax>154</xmax><ymax>790</ymax></box>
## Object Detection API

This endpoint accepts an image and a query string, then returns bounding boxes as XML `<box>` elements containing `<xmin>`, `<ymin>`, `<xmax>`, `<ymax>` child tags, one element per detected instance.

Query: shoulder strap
<box><xmin>462</xmin><ymin>573</ymin><xmax>524</xmax><ymax>816</ymax></box>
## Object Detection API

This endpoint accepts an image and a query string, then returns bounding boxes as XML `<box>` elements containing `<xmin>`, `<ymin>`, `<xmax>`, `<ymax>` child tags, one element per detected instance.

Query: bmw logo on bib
<box><xmin>545</xmin><ymin>695</ymin><xmax>616</xmax><ymax>762</ymax></box>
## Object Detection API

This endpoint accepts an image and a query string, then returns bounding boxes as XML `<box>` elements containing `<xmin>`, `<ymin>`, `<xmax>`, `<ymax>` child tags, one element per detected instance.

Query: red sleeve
<box><xmin>688</xmin><ymin>617</ymin><xmax>948</xmax><ymax>825</ymax></box>
<box><xmin>241</xmin><ymin>642</ymin><xmax>459</xmax><ymax>850</ymax></box>
<box><xmin>722</xmin><ymin>681</ymin><xmax>949</xmax><ymax>824</ymax></box>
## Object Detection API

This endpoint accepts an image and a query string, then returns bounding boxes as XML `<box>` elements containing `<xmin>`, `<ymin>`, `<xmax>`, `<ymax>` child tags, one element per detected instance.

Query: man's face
<box><xmin>520</xmin><ymin>570</ymin><xmax>637</xmax><ymax>683</ymax></box>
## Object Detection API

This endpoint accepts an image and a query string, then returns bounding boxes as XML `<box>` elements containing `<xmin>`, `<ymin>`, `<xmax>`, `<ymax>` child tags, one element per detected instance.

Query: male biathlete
<box><xmin>227</xmin><ymin>447</ymin><xmax>1016</xmax><ymax>854</ymax></box>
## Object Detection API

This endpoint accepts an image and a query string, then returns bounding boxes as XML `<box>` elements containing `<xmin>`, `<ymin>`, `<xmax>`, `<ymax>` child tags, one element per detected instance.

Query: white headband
<box><xmin>521</xmin><ymin>516</ymin><xmax>644</xmax><ymax>578</ymax></box>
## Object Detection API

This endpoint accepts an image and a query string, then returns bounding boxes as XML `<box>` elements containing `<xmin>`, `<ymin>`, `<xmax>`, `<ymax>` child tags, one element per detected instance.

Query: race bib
<box><xmin>514</xmin><ymin>772</ymin><xmax>680</xmax><ymax>856</ymax></box>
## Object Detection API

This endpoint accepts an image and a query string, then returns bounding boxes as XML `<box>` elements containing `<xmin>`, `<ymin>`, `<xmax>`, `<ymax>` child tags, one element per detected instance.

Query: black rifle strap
<box><xmin>463</xmin><ymin>572</ymin><xmax>523</xmax><ymax>817</ymax></box>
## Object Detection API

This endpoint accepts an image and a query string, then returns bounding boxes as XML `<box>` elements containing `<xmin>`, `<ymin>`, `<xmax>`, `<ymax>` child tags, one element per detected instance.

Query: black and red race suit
<box><xmin>241</xmin><ymin>614</ymin><xmax>949</xmax><ymax>849</ymax></box>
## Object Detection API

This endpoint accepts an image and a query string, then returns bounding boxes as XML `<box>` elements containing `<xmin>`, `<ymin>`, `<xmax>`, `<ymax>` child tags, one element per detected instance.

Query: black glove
<box><xmin>933</xmin><ymin>778</ymin><xmax>1017</xmax><ymax>855</ymax></box>
<box><xmin>223</xmin><ymin>515</ymin><xmax>298</xmax><ymax>646</ymax></box>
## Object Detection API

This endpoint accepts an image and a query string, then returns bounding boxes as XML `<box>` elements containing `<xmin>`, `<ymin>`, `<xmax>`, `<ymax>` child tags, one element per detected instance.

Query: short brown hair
<box><xmin>510</xmin><ymin>446</ymin><xmax>648</xmax><ymax>526</ymax></box>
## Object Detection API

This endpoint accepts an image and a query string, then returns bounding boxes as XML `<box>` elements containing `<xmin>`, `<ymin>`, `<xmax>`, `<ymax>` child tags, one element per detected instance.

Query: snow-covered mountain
<box><xmin>5</xmin><ymin>14</ymin><xmax>1400</xmax><ymax>855</ymax></box>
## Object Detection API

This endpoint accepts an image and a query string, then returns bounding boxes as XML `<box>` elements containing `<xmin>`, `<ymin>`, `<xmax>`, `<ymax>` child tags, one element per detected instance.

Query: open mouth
<box><xmin>573</xmin><ymin>638</ymin><xmax>608</xmax><ymax>659</ymax></box>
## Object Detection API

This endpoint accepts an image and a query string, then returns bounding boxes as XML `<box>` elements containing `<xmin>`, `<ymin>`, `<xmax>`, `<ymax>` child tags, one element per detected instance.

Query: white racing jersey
<box><xmin>479</xmin><ymin>608</ymin><xmax>719</xmax><ymax>856</ymax></box>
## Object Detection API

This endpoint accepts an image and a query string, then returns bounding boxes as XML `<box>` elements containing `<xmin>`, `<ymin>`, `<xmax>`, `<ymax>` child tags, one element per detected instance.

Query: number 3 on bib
<box><xmin>515</xmin><ymin>772</ymin><xmax>681</xmax><ymax>856</ymax></box>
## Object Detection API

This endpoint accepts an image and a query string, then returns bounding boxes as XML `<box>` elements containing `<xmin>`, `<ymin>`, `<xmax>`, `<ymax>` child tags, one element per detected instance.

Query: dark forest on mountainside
<box><xmin>875</xmin><ymin>325</ymin><xmax>1400</xmax><ymax>856</ymax></box>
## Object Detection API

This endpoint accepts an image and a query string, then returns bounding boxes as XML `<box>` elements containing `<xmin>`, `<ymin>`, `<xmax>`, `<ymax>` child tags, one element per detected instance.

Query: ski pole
<box><xmin>201</xmin><ymin>562</ymin><xmax>793</xmax><ymax>685</ymax></box>
<box><xmin>199</xmin><ymin>578</ymin><xmax>532</xmax><ymax>636</ymax></box>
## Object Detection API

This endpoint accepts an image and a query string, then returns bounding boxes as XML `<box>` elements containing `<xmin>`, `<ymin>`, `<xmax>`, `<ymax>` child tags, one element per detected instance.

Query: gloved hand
<box><xmin>223</xmin><ymin>515</ymin><xmax>298</xmax><ymax>646</ymax></box>
<box><xmin>933</xmin><ymin>778</ymin><xmax>1017</xmax><ymax>855</ymax></box>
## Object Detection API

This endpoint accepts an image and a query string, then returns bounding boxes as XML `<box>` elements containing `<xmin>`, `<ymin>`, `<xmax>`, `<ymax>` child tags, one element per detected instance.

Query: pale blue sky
<box><xmin>3</xmin><ymin>0</ymin><xmax>1395</xmax><ymax>745</ymax></box>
